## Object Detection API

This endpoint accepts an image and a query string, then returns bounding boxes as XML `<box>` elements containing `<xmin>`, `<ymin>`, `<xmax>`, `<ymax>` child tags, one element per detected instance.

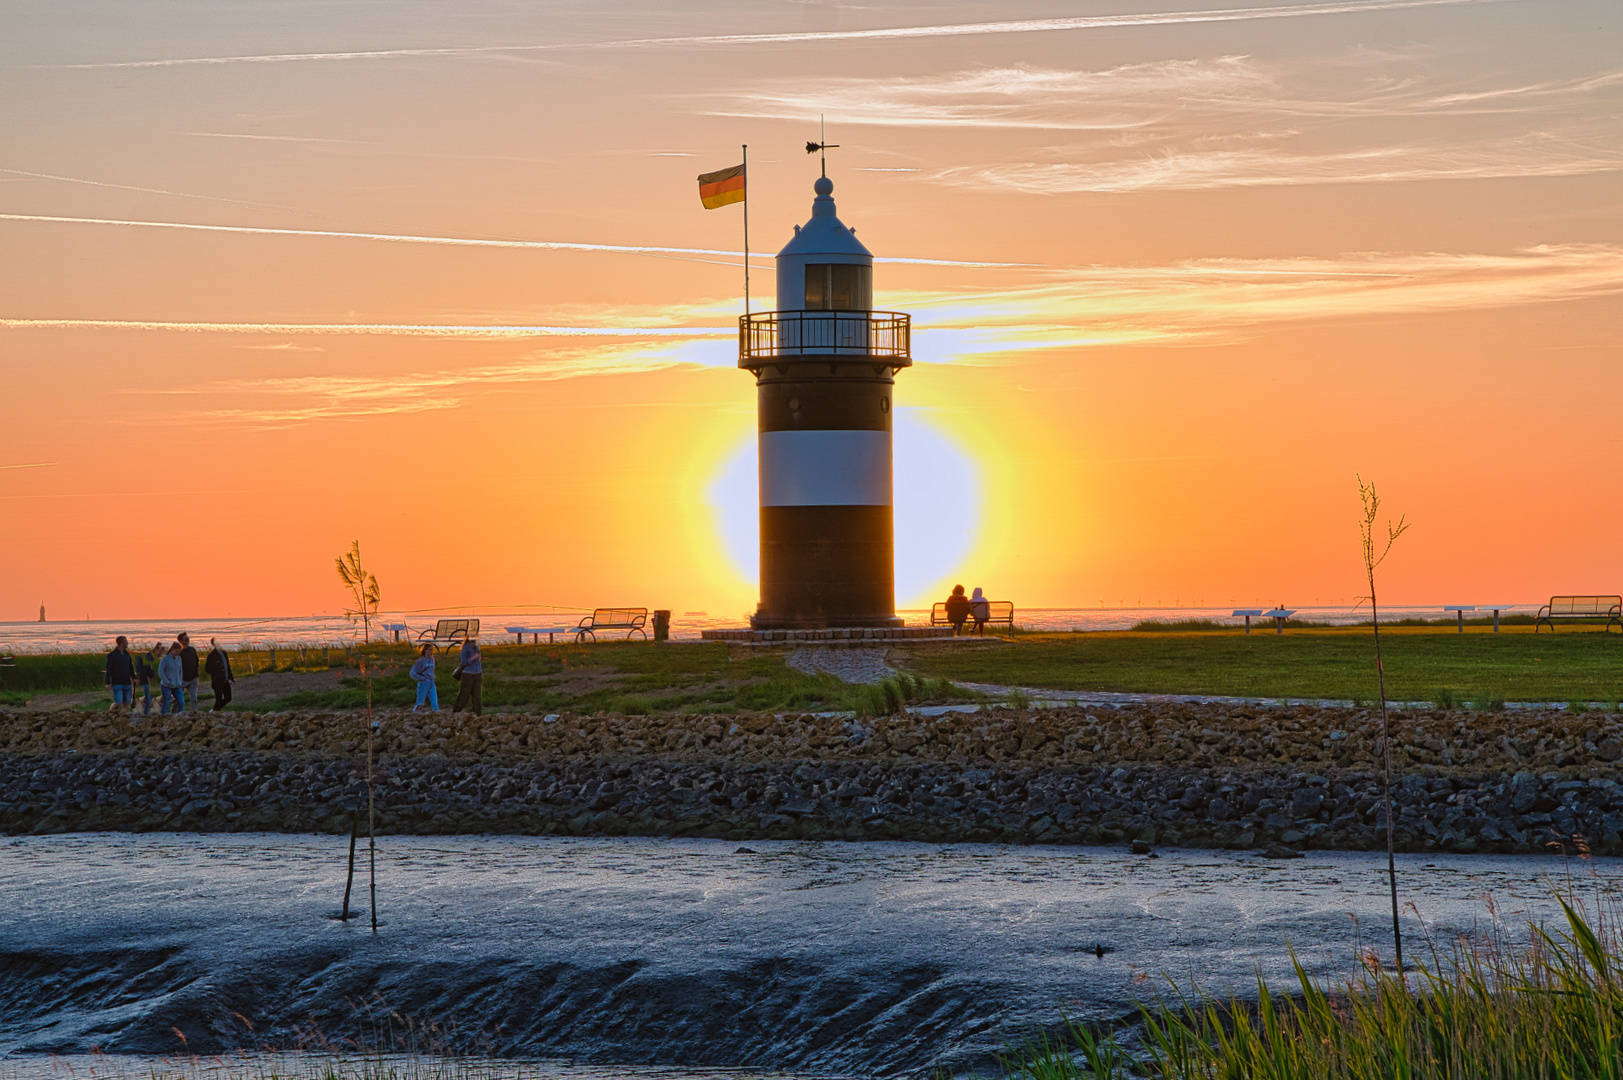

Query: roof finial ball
<box><xmin>814</xmin><ymin>175</ymin><xmax>833</xmax><ymax>196</ymax></box>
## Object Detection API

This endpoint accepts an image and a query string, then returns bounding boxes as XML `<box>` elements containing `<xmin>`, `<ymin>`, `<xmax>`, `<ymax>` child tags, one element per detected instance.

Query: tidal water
<box><xmin>0</xmin><ymin>605</ymin><xmax>1505</xmax><ymax>654</ymax></box>
<box><xmin>0</xmin><ymin>833</ymin><xmax>1609</xmax><ymax>1075</ymax></box>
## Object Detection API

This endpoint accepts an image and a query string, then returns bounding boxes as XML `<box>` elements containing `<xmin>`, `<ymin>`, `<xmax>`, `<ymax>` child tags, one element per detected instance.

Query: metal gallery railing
<box><xmin>738</xmin><ymin>310</ymin><xmax>911</xmax><ymax>362</ymax></box>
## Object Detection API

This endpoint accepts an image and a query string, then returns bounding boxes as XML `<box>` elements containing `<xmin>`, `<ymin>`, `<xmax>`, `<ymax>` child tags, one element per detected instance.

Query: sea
<box><xmin>0</xmin><ymin>605</ymin><xmax>1521</xmax><ymax>654</ymax></box>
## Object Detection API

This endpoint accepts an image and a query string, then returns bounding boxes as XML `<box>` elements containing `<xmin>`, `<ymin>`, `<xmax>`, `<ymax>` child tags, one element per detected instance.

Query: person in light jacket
<box><xmin>158</xmin><ymin>643</ymin><xmax>185</xmax><ymax>715</ymax></box>
<box><xmin>410</xmin><ymin>644</ymin><xmax>439</xmax><ymax>712</ymax></box>
<box><xmin>970</xmin><ymin>587</ymin><xmax>991</xmax><ymax>636</ymax></box>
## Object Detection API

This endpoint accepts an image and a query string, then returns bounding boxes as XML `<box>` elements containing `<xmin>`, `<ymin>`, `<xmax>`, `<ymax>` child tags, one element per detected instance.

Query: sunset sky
<box><xmin>2</xmin><ymin>0</ymin><xmax>1619</xmax><ymax>623</ymax></box>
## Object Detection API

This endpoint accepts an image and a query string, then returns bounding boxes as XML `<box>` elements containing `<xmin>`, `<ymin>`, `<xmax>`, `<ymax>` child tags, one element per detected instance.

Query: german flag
<box><xmin>697</xmin><ymin>163</ymin><xmax>745</xmax><ymax>209</ymax></box>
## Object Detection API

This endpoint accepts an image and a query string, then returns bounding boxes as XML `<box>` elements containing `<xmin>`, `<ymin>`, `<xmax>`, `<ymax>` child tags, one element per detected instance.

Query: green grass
<box><xmin>901</xmin><ymin>627</ymin><xmax>1623</xmax><ymax>703</ymax></box>
<box><xmin>250</xmin><ymin>641</ymin><xmax>975</xmax><ymax>715</ymax></box>
<box><xmin>1007</xmin><ymin>895</ymin><xmax>1623</xmax><ymax>1080</ymax></box>
<box><xmin>0</xmin><ymin>652</ymin><xmax>107</xmax><ymax>694</ymax></box>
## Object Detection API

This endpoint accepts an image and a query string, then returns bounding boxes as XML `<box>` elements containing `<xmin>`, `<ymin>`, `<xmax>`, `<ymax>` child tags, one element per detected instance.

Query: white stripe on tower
<box><xmin>759</xmin><ymin>429</ymin><xmax>891</xmax><ymax>507</ymax></box>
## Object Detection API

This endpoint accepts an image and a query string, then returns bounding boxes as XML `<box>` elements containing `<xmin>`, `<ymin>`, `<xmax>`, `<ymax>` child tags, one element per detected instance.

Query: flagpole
<box><xmin>742</xmin><ymin>143</ymin><xmax>750</xmax><ymax>316</ymax></box>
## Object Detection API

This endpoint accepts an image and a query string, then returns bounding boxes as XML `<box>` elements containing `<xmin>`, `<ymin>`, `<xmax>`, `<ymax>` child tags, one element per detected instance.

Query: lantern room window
<box><xmin>804</xmin><ymin>264</ymin><xmax>872</xmax><ymax>311</ymax></box>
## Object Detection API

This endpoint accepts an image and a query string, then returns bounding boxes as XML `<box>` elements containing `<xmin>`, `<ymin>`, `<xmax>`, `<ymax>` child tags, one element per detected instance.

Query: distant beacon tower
<box><xmin>739</xmin><ymin>176</ymin><xmax>912</xmax><ymax>629</ymax></box>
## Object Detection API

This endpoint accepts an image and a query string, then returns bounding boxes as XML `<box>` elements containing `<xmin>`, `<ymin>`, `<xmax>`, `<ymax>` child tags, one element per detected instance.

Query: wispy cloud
<box><xmin>0</xmin><ymin>168</ymin><xmax>305</xmax><ymax>212</ymax></box>
<box><xmin>709</xmin><ymin>51</ymin><xmax>1623</xmax><ymax>190</ymax></box>
<box><xmin>0</xmin><ymin>214</ymin><xmax>1028</xmax><ymax>268</ymax></box>
<box><xmin>711</xmin><ymin>60</ymin><xmax>1623</xmax><ymax>131</ymax></box>
<box><xmin>1</xmin><ymin>318</ymin><xmax>732</xmax><ymax>338</ymax></box>
<box><xmin>936</xmin><ymin>133</ymin><xmax>1623</xmax><ymax>192</ymax></box>
<box><xmin>900</xmin><ymin>244</ymin><xmax>1623</xmax><ymax>360</ymax></box>
<box><xmin>137</xmin><ymin>338</ymin><xmax>738</xmax><ymax>428</ymax></box>
<box><xmin>84</xmin><ymin>243</ymin><xmax>1623</xmax><ymax>426</ymax></box>
<box><xmin>45</xmin><ymin>0</ymin><xmax>1512</xmax><ymax>68</ymax></box>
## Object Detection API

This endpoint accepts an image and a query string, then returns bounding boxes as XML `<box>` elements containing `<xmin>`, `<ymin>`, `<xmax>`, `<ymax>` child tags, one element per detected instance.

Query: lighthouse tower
<box><xmin>739</xmin><ymin>176</ymin><xmax>912</xmax><ymax>629</ymax></box>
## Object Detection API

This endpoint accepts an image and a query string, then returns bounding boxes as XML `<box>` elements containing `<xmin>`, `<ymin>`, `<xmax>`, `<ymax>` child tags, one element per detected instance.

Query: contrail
<box><xmin>0</xmin><ymin>168</ymin><xmax>304</xmax><ymax>212</ymax></box>
<box><xmin>46</xmin><ymin>0</ymin><xmax>1514</xmax><ymax>69</ymax></box>
<box><xmin>0</xmin><ymin>319</ymin><xmax>729</xmax><ymax>337</ymax></box>
<box><xmin>0</xmin><ymin>213</ymin><xmax>1028</xmax><ymax>267</ymax></box>
<box><xmin>0</xmin><ymin>462</ymin><xmax>58</xmax><ymax>470</ymax></box>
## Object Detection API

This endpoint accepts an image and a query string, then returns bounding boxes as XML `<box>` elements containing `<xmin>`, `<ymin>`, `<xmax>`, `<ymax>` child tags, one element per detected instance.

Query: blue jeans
<box><xmin>183</xmin><ymin>679</ymin><xmax>199</xmax><ymax>711</ymax></box>
<box><xmin>413</xmin><ymin>681</ymin><xmax>439</xmax><ymax>711</ymax></box>
<box><xmin>140</xmin><ymin>684</ymin><xmax>153</xmax><ymax>714</ymax></box>
<box><xmin>161</xmin><ymin>686</ymin><xmax>184</xmax><ymax>713</ymax></box>
<box><xmin>109</xmin><ymin>684</ymin><xmax>132</xmax><ymax>706</ymax></box>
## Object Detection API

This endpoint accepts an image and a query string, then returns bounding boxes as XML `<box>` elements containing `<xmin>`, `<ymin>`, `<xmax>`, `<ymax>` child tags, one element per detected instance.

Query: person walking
<box><xmin>944</xmin><ymin>585</ymin><xmax>972</xmax><ymax>635</ymax></box>
<box><xmin>134</xmin><ymin>642</ymin><xmax>162</xmax><ymax>716</ymax></box>
<box><xmin>410</xmin><ymin>644</ymin><xmax>439</xmax><ymax>712</ymax></box>
<box><xmin>452</xmin><ymin>637</ymin><xmax>483</xmax><ymax>715</ymax></box>
<box><xmin>104</xmin><ymin>636</ymin><xmax>136</xmax><ymax>713</ymax></box>
<box><xmin>204</xmin><ymin>637</ymin><xmax>234</xmax><ymax>711</ymax></box>
<box><xmin>177</xmin><ymin>632</ymin><xmax>200</xmax><ymax>712</ymax></box>
<box><xmin>970</xmin><ymin>587</ymin><xmax>991</xmax><ymax>635</ymax></box>
<box><xmin>158</xmin><ymin>643</ymin><xmax>185</xmax><ymax>715</ymax></box>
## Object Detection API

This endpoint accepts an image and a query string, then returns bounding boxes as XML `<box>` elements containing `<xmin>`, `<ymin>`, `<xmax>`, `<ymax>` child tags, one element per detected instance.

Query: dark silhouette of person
<box><xmin>104</xmin><ymin>636</ymin><xmax>135</xmax><ymax>713</ymax></box>
<box><xmin>177</xmin><ymin>632</ymin><xmax>201</xmax><ymax>712</ymax></box>
<box><xmin>453</xmin><ymin>638</ymin><xmax>484</xmax><ymax>715</ymax></box>
<box><xmin>204</xmin><ymin>637</ymin><xmax>235</xmax><ymax>711</ymax></box>
<box><xmin>944</xmin><ymin>584</ymin><xmax>972</xmax><ymax>635</ymax></box>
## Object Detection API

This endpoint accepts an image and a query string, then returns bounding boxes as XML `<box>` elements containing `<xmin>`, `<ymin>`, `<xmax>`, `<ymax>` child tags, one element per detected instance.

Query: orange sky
<box><xmin>2</xmin><ymin>0</ymin><xmax>1620</xmax><ymax>622</ymax></box>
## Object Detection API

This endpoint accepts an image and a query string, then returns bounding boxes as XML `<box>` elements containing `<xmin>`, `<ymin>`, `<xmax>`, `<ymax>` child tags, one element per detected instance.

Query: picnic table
<box><xmin>505</xmin><ymin>625</ymin><xmax>571</xmax><ymax>644</ymax></box>
<box><xmin>1262</xmin><ymin>607</ymin><xmax>1296</xmax><ymax>634</ymax></box>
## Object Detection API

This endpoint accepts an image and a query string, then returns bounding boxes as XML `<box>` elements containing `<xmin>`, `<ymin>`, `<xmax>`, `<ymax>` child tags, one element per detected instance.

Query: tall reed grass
<box><xmin>1007</xmin><ymin>895</ymin><xmax>1623</xmax><ymax>1080</ymax></box>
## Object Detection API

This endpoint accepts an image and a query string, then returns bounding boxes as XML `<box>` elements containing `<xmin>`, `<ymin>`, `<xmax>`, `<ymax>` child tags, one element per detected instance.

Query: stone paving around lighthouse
<box><xmin>784</xmin><ymin>645</ymin><xmax>897</xmax><ymax>684</ymax></box>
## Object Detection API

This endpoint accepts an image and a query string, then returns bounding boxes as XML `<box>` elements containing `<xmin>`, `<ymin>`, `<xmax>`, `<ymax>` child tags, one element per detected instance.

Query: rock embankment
<box><xmin>4</xmin><ymin>706</ymin><xmax>1622</xmax><ymax>853</ymax></box>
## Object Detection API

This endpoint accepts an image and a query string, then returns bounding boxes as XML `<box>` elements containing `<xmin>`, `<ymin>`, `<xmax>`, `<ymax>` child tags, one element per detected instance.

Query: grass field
<box><xmin>0</xmin><ymin>641</ymin><xmax>969</xmax><ymax>715</ymax></box>
<box><xmin>5</xmin><ymin>625</ymin><xmax>1620</xmax><ymax>711</ymax></box>
<box><xmin>900</xmin><ymin>626</ymin><xmax>1623</xmax><ymax>705</ymax></box>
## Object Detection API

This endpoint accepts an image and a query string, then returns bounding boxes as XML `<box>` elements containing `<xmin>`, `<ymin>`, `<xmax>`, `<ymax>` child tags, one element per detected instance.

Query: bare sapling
<box><xmin>1357</xmin><ymin>475</ymin><xmax>1410</xmax><ymax>980</ymax></box>
<box><xmin>335</xmin><ymin>540</ymin><xmax>381</xmax><ymax>644</ymax></box>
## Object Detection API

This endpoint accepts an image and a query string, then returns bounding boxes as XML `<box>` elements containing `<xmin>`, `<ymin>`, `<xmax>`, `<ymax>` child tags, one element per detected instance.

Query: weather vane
<box><xmin>805</xmin><ymin>114</ymin><xmax>838</xmax><ymax>177</ymax></box>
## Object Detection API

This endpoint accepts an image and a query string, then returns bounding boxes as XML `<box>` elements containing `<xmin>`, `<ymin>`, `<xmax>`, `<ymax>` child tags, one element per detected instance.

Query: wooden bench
<box><xmin>417</xmin><ymin>618</ymin><xmax>480</xmax><ymax>650</ymax></box>
<box><xmin>1534</xmin><ymin>596</ymin><xmax>1621</xmax><ymax>634</ymax></box>
<box><xmin>573</xmin><ymin>608</ymin><xmax>649</xmax><ymax>642</ymax></box>
<box><xmin>930</xmin><ymin>600</ymin><xmax>1014</xmax><ymax>633</ymax></box>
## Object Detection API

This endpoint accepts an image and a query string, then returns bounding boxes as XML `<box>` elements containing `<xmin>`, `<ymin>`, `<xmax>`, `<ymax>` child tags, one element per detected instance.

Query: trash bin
<box><xmin>652</xmin><ymin>610</ymin><xmax>671</xmax><ymax>643</ymax></box>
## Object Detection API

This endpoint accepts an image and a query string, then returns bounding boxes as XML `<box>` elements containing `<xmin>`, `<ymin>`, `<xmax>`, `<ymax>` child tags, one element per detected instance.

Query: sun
<box><xmin>707</xmin><ymin>410</ymin><xmax>982</xmax><ymax>609</ymax></box>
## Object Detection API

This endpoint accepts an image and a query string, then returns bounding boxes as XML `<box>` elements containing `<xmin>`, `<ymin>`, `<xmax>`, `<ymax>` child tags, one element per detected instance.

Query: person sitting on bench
<box><xmin>944</xmin><ymin>584</ymin><xmax>972</xmax><ymax>635</ymax></box>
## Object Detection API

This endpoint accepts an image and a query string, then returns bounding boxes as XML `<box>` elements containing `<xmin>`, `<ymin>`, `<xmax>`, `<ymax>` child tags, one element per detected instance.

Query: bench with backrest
<box><xmin>1534</xmin><ymin>596</ymin><xmax>1621</xmax><ymax>633</ymax></box>
<box><xmin>574</xmin><ymin>608</ymin><xmax>649</xmax><ymax>642</ymax></box>
<box><xmin>931</xmin><ymin>600</ymin><xmax>1015</xmax><ymax>633</ymax></box>
<box><xmin>417</xmin><ymin>618</ymin><xmax>480</xmax><ymax>650</ymax></box>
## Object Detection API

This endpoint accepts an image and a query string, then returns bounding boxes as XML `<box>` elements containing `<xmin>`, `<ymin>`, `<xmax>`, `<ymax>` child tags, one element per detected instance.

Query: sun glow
<box><xmin>707</xmin><ymin>410</ymin><xmax>983</xmax><ymax>611</ymax></box>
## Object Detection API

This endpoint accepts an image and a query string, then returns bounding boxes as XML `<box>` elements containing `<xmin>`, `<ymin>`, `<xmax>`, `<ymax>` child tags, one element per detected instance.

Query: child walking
<box><xmin>410</xmin><ymin>644</ymin><xmax>438</xmax><ymax>712</ymax></box>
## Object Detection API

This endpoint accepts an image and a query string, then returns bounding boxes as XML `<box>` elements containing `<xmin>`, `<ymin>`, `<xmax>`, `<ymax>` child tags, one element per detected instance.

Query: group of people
<box><xmin>104</xmin><ymin>633</ymin><xmax>234</xmax><ymax>715</ymax></box>
<box><xmin>409</xmin><ymin>637</ymin><xmax>484</xmax><ymax>715</ymax></box>
<box><xmin>943</xmin><ymin>585</ymin><xmax>994</xmax><ymax>635</ymax></box>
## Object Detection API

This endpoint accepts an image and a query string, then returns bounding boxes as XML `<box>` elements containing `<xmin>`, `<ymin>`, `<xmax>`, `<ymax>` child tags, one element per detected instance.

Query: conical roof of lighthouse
<box><xmin>777</xmin><ymin>175</ymin><xmax>872</xmax><ymax>259</ymax></box>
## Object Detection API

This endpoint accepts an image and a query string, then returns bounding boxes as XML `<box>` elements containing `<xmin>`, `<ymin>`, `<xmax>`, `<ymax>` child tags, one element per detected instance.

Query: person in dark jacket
<box><xmin>943</xmin><ymin>584</ymin><xmax>972</xmax><ymax>635</ymax></box>
<box><xmin>452</xmin><ymin>638</ymin><xmax>483</xmax><ymax>715</ymax></box>
<box><xmin>204</xmin><ymin>637</ymin><xmax>234</xmax><ymax>711</ymax></box>
<box><xmin>177</xmin><ymin>632</ymin><xmax>200</xmax><ymax>712</ymax></box>
<box><xmin>104</xmin><ymin>636</ymin><xmax>135</xmax><ymax>713</ymax></box>
<box><xmin>134</xmin><ymin>642</ymin><xmax>162</xmax><ymax>715</ymax></box>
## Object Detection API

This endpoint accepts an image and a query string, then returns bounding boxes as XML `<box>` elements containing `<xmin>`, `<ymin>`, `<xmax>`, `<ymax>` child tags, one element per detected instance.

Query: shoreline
<box><xmin>6</xmin><ymin>705</ymin><xmax>1621</xmax><ymax>854</ymax></box>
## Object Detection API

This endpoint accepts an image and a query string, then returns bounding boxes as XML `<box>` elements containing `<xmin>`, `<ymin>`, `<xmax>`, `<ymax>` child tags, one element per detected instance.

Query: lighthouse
<box><xmin>739</xmin><ymin>175</ymin><xmax>912</xmax><ymax>629</ymax></box>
